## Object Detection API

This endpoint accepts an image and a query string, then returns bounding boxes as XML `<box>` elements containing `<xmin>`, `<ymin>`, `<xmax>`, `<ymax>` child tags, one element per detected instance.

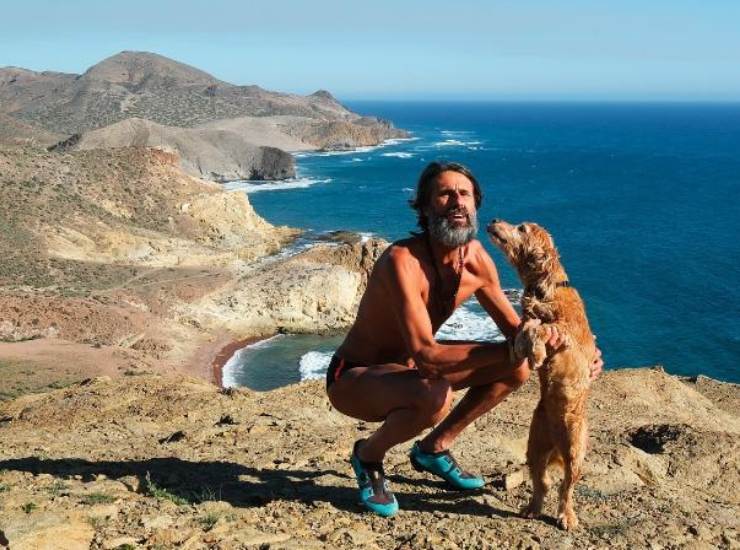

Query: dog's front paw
<box><xmin>557</xmin><ymin>510</ymin><xmax>579</xmax><ymax>531</ymax></box>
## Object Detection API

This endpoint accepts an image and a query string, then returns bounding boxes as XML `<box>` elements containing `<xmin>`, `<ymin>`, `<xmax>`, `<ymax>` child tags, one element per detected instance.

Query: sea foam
<box><xmin>299</xmin><ymin>350</ymin><xmax>334</xmax><ymax>381</ymax></box>
<box><xmin>224</xmin><ymin>177</ymin><xmax>331</xmax><ymax>193</ymax></box>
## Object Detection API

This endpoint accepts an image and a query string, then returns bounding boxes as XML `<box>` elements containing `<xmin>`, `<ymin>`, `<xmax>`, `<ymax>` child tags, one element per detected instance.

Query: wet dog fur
<box><xmin>487</xmin><ymin>219</ymin><xmax>596</xmax><ymax>530</ymax></box>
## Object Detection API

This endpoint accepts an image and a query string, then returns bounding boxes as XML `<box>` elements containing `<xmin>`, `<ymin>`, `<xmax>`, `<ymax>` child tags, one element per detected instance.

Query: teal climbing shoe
<box><xmin>350</xmin><ymin>440</ymin><xmax>399</xmax><ymax>517</ymax></box>
<box><xmin>410</xmin><ymin>440</ymin><xmax>485</xmax><ymax>490</ymax></box>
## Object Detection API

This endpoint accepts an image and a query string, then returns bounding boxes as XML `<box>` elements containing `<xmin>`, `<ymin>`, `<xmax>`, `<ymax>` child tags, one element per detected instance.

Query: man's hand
<box><xmin>543</xmin><ymin>324</ymin><xmax>565</xmax><ymax>353</ymax></box>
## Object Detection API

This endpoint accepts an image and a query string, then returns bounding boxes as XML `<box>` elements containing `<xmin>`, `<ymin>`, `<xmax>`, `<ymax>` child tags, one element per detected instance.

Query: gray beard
<box><xmin>427</xmin><ymin>209</ymin><xmax>478</xmax><ymax>247</ymax></box>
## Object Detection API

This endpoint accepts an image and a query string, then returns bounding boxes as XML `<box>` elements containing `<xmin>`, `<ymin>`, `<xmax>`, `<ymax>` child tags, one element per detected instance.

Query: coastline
<box><xmin>210</xmin><ymin>334</ymin><xmax>274</xmax><ymax>389</ymax></box>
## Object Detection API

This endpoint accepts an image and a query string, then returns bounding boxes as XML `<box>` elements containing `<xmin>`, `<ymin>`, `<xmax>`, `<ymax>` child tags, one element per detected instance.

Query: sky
<box><xmin>2</xmin><ymin>0</ymin><xmax>739</xmax><ymax>101</ymax></box>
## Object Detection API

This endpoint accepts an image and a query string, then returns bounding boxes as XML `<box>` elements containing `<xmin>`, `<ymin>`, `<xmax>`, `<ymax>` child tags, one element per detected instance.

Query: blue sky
<box><xmin>2</xmin><ymin>0</ymin><xmax>739</xmax><ymax>100</ymax></box>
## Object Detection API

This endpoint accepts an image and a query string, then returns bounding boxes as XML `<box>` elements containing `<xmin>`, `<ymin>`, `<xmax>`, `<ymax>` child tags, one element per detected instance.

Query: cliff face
<box><xmin>0</xmin><ymin>369</ymin><xmax>736</xmax><ymax>549</ymax></box>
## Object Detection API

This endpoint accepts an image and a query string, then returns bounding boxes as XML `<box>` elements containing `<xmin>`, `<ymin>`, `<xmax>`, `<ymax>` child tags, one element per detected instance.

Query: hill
<box><xmin>51</xmin><ymin>117</ymin><xmax>296</xmax><ymax>182</ymax></box>
<box><xmin>0</xmin><ymin>51</ymin><xmax>407</xmax><ymax>141</ymax></box>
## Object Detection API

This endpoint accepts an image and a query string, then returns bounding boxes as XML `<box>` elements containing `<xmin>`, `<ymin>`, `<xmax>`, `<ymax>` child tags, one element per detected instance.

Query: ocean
<box><xmin>223</xmin><ymin>102</ymin><xmax>740</xmax><ymax>390</ymax></box>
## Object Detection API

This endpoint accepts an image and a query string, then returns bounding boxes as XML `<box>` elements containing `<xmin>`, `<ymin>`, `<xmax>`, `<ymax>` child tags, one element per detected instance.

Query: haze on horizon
<box><xmin>3</xmin><ymin>0</ymin><xmax>739</xmax><ymax>102</ymax></box>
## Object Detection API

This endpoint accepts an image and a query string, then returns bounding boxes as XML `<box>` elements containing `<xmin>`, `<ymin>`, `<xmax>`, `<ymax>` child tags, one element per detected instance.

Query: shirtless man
<box><xmin>326</xmin><ymin>162</ymin><xmax>603</xmax><ymax>517</ymax></box>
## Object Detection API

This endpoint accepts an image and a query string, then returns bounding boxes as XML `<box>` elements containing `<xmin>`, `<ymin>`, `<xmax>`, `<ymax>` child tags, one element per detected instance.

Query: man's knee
<box><xmin>416</xmin><ymin>378</ymin><xmax>452</xmax><ymax>426</ymax></box>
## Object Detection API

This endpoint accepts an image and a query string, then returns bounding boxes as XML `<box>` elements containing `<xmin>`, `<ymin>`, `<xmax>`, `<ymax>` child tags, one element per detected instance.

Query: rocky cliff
<box><xmin>0</xmin><ymin>369</ymin><xmax>736</xmax><ymax>549</ymax></box>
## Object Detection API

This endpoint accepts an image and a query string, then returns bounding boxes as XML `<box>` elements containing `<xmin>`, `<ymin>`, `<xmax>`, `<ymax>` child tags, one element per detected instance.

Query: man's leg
<box><xmin>328</xmin><ymin>364</ymin><xmax>453</xmax><ymax>463</ymax></box>
<box><xmin>420</xmin><ymin>341</ymin><xmax>530</xmax><ymax>453</ymax></box>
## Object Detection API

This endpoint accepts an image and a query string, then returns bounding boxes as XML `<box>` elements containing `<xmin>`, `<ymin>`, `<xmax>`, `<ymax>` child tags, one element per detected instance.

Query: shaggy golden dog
<box><xmin>487</xmin><ymin>219</ymin><xmax>596</xmax><ymax>530</ymax></box>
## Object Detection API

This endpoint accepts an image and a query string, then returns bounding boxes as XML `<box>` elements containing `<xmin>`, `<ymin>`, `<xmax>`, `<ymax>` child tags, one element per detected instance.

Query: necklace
<box><xmin>425</xmin><ymin>233</ymin><xmax>465</xmax><ymax>317</ymax></box>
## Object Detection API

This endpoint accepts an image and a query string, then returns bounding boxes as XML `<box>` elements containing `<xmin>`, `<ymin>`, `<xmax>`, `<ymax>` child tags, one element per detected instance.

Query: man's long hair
<box><xmin>410</xmin><ymin>161</ymin><xmax>483</xmax><ymax>231</ymax></box>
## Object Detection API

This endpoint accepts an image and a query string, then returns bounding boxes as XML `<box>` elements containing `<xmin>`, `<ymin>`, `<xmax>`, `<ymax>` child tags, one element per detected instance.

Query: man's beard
<box><xmin>427</xmin><ymin>208</ymin><xmax>478</xmax><ymax>247</ymax></box>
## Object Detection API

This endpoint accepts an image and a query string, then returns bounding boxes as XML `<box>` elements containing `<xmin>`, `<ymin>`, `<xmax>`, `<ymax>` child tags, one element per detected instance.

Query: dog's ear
<box><xmin>524</xmin><ymin>246</ymin><xmax>547</xmax><ymax>270</ymax></box>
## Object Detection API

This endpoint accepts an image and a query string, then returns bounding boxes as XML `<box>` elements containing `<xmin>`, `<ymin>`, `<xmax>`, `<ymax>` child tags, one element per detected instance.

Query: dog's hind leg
<box><xmin>551</xmin><ymin>403</ymin><xmax>588</xmax><ymax>530</ymax></box>
<box><xmin>521</xmin><ymin>402</ymin><xmax>554</xmax><ymax>518</ymax></box>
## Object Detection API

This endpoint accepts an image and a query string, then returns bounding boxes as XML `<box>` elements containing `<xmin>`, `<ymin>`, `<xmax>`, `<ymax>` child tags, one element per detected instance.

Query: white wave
<box><xmin>401</xmin><ymin>186</ymin><xmax>414</xmax><ymax>194</ymax></box>
<box><xmin>315</xmin><ymin>146</ymin><xmax>378</xmax><ymax>156</ymax></box>
<box><xmin>435</xmin><ymin>301</ymin><xmax>505</xmax><ymax>342</ymax></box>
<box><xmin>382</xmin><ymin>137</ymin><xmax>419</xmax><ymax>145</ymax></box>
<box><xmin>225</xmin><ymin>177</ymin><xmax>331</xmax><ymax>193</ymax></box>
<box><xmin>381</xmin><ymin>152</ymin><xmax>415</xmax><ymax>159</ymax></box>
<box><xmin>299</xmin><ymin>350</ymin><xmax>334</xmax><ymax>381</ymax></box>
<box><xmin>434</xmin><ymin>139</ymin><xmax>466</xmax><ymax>147</ymax></box>
<box><xmin>359</xmin><ymin>232</ymin><xmax>374</xmax><ymax>243</ymax></box>
<box><xmin>429</xmin><ymin>138</ymin><xmax>485</xmax><ymax>150</ymax></box>
<box><xmin>348</xmin><ymin>157</ymin><xmax>365</xmax><ymax>162</ymax></box>
<box><xmin>221</xmin><ymin>334</ymin><xmax>285</xmax><ymax>388</ymax></box>
<box><xmin>441</xmin><ymin>130</ymin><xmax>474</xmax><ymax>137</ymax></box>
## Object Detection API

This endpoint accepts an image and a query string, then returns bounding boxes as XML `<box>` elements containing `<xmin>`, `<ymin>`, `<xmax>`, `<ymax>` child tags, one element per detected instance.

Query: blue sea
<box><xmin>224</xmin><ymin>102</ymin><xmax>740</xmax><ymax>389</ymax></box>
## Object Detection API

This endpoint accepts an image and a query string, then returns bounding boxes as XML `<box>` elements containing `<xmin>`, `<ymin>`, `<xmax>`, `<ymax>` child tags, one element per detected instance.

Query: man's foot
<box><xmin>410</xmin><ymin>441</ymin><xmax>485</xmax><ymax>490</ymax></box>
<box><xmin>350</xmin><ymin>440</ymin><xmax>399</xmax><ymax>517</ymax></box>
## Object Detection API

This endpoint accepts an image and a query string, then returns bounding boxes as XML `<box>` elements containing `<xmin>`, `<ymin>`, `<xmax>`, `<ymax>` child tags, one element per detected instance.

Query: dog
<box><xmin>487</xmin><ymin>219</ymin><xmax>596</xmax><ymax>530</ymax></box>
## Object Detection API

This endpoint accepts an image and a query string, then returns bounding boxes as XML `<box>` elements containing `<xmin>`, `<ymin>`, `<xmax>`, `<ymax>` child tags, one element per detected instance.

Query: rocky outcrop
<box><xmin>0</xmin><ymin>368</ymin><xmax>737</xmax><ymax>549</ymax></box>
<box><xmin>178</xmin><ymin>238</ymin><xmax>388</xmax><ymax>337</ymax></box>
<box><xmin>51</xmin><ymin>117</ymin><xmax>296</xmax><ymax>181</ymax></box>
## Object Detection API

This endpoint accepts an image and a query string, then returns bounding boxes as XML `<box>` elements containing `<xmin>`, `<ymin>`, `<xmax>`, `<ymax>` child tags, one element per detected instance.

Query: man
<box><xmin>326</xmin><ymin>162</ymin><xmax>603</xmax><ymax>517</ymax></box>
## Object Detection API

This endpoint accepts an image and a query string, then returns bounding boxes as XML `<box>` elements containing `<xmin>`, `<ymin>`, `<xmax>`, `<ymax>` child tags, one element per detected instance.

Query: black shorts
<box><xmin>325</xmin><ymin>354</ymin><xmax>368</xmax><ymax>390</ymax></box>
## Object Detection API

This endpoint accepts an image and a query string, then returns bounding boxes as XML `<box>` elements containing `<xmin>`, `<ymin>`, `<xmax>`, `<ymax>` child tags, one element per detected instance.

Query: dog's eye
<box><xmin>517</xmin><ymin>225</ymin><xmax>526</xmax><ymax>233</ymax></box>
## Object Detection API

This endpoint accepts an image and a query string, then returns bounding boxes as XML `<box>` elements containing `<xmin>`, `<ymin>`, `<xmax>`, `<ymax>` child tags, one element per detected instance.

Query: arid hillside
<box><xmin>0</xmin><ymin>144</ymin><xmax>384</xmax><ymax>400</ymax></box>
<box><xmin>0</xmin><ymin>368</ymin><xmax>736</xmax><ymax>549</ymax></box>
<box><xmin>0</xmin><ymin>51</ymin><xmax>408</xmax><ymax>180</ymax></box>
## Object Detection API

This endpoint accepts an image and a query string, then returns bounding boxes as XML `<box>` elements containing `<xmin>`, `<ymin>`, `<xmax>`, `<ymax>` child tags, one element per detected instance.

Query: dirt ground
<box><xmin>0</xmin><ymin>368</ymin><xmax>737</xmax><ymax>549</ymax></box>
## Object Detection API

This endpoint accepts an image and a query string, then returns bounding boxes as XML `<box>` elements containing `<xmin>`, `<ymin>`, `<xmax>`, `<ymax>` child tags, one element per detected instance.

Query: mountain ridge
<box><xmin>0</xmin><ymin>51</ymin><xmax>396</xmax><ymax>134</ymax></box>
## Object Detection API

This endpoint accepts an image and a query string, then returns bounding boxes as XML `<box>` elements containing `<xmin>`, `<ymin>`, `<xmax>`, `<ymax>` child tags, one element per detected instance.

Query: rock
<box><xmin>1</xmin><ymin>513</ymin><xmax>94</xmax><ymax>550</ymax></box>
<box><xmin>141</xmin><ymin>514</ymin><xmax>174</xmax><ymax>530</ymax></box>
<box><xmin>505</xmin><ymin>469</ymin><xmax>526</xmax><ymax>491</ymax></box>
<box><xmin>118</xmin><ymin>475</ymin><xmax>141</xmax><ymax>493</ymax></box>
<box><xmin>229</xmin><ymin>527</ymin><xmax>291</xmax><ymax>547</ymax></box>
<box><xmin>103</xmin><ymin>535</ymin><xmax>139</xmax><ymax>549</ymax></box>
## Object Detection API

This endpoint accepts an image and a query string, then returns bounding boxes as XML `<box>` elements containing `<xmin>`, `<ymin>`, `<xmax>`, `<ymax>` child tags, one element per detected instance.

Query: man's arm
<box><xmin>384</xmin><ymin>245</ymin><xmax>508</xmax><ymax>379</ymax></box>
<box><xmin>472</xmin><ymin>245</ymin><xmax>521</xmax><ymax>340</ymax></box>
